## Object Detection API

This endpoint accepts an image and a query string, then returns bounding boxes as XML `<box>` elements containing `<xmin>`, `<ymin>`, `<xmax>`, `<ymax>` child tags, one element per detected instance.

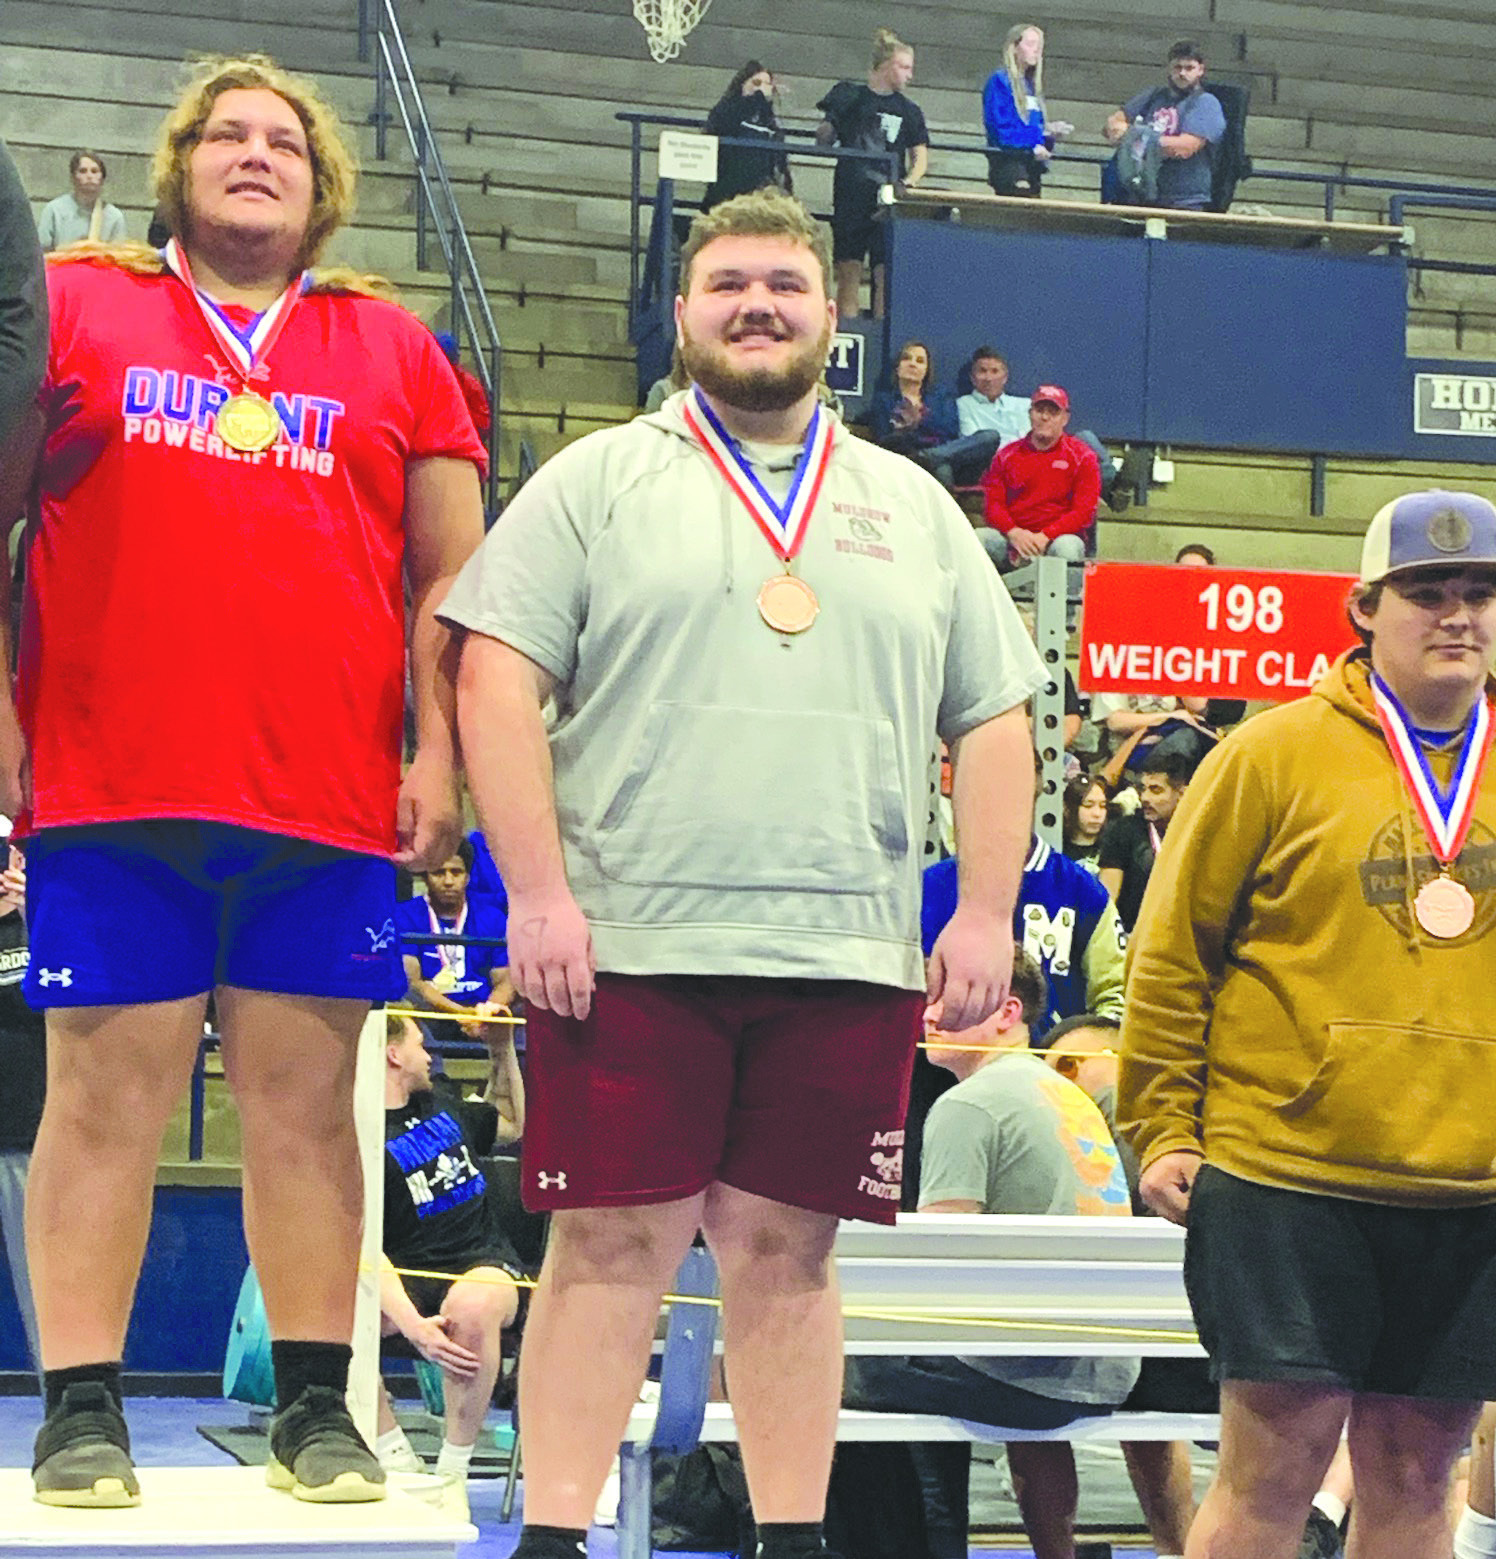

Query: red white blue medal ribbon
<box><xmin>1369</xmin><ymin>671</ymin><xmax>1493</xmax><ymax>865</ymax></box>
<box><xmin>681</xmin><ymin>388</ymin><xmax>833</xmax><ymax>563</ymax></box>
<box><xmin>161</xmin><ymin>237</ymin><xmax>307</xmax><ymax>387</ymax></box>
<box><xmin>427</xmin><ymin>898</ymin><xmax>468</xmax><ymax>983</ymax></box>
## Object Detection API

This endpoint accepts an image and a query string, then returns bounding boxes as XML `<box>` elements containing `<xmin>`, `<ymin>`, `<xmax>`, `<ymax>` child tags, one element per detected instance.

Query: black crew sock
<box><xmin>509</xmin><ymin>1523</ymin><xmax>588</xmax><ymax>1559</ymax></box>
<box><xmin>44</xmin><ymin>1361</ymin><xmax>123</xmax><ymax>1413</ymax></box>
<box><xmin>756</xmin><ymin>1520</ymin><xmax>828</xmax><ymax>1559</ymax></box>
<box><xmin>270</xmin><ymin>1340</ymin><xmax>352</xmax><ymax>1410</ymax></box>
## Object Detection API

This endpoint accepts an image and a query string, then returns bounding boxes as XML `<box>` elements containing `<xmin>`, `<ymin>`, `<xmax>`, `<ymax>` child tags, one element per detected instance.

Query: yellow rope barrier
<box><xmin>387</xmin><ymin>1006</ymin><xmax>526</xmax><ymax>1027</ymax></box>
<box><xmin>372</xmin><ymin>1263</ymin><xmax>1196</xmax><ymax>1345</ymax></box>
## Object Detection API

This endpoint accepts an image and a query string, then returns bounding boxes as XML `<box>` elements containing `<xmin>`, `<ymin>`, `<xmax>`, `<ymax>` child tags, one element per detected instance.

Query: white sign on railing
<box><xmin>659</xmin><ymin>130</ymin><xmax>719</xmax><ymax>183</ymax></box>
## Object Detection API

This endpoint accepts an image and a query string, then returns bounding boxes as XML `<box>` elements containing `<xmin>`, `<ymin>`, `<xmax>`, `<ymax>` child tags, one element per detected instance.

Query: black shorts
<box><xmin>401</xmin><ymin>1247</ymin><xmax>527</xmax><ymax>1324</ymax></box>
<box><xmin>831</xmin><ymin>184</ymin><xmax>884</xmax><ymax>267</ymax></box>
<box><xmin>1184</xmin><ymin>1166</ymin><xmax>1496</xmax><ymax>1399</ymax></box>
<box><xmin>1123</xmin><ymin>1355</ymin><xmax>1218</xmax><ymax>1414</ymax></box>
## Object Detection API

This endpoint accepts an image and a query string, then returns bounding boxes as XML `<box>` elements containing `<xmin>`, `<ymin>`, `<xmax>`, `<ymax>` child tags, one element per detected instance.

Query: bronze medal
<box><xmin>215</xmin><ymin>391</ymin><xmax>281</xmax><ymax>453</ymax></box>
<box><xmin>758</xmin><ymin>572</ymin><xmax>820</xmax><ymax>635</ymax></box>
<box><xmin>1413</xmin><ymin>875</ymin><xmax>1475</xmax><ymax>939</ymax></box>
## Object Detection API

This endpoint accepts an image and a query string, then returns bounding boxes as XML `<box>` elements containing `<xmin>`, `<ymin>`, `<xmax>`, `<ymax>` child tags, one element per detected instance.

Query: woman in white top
<box><xmin>36</xmin><ymin>151</ymin><xmax>127</xmax><ymax>250</ymax></box>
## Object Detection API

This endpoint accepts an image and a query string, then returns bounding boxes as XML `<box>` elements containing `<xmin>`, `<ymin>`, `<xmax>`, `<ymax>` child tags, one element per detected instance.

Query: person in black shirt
<box><xmin>377</xmin><ymin>1014</ymin><xmax>524</xmax><ymax>1516</ymax></box>
<box><xmin>702</xmin><ymin>61</ymin><xmax>792</xmax><ymax>214</ymax></box>
<box><xmin>1098</xmin><ymin>749</ymin><xmax>1193</xmax><ymax>931</ymax></box>
<box><xmin>816</xmin><ymin>27</ymin><xmax>929</xmax><ymax>320</ymax></box>
<box><xmin>0</xmin><ymin>841</ymin><xmax>43</xmax><ymax>1379</ymax></box>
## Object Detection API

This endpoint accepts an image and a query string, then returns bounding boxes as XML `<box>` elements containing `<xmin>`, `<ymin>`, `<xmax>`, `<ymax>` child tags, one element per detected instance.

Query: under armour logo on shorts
<box><xmin>537</xmin><ymin>1171</ymin><xmax>568</xmax><ymax>1191</ymax></box>
<box><xmin>36</xmin><ymin>968</ymin><xmax>74</xmax><ymax>987</ymax></box>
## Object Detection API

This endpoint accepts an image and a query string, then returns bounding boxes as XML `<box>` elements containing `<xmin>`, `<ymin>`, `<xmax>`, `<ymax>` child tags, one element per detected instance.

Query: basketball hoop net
<box><xmin>633</xmin><ymin>0</ymin><xmax>711</xmax><ymax>62</ymax></box>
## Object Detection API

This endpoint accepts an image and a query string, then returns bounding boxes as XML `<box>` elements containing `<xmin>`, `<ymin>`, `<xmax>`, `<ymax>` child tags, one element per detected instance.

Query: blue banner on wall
<box><xmin>886</xmin><ymin>213</ymin><xmax>1413</xmax><ymax>459</ymax></box>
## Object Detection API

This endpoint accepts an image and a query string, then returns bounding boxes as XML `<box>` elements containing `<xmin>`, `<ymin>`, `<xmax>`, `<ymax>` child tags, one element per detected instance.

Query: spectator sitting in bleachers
<box><xmin>922</xmin><ymin>750</ymin><xmax>1125</xmax><ymax>1037</ymax></box>
<box><xmin>395</xmin><ymin>839</ymin><xmax>514</xmax><ymax>1036</ymax></box>
<box><xmin>377</xmin><ymin>1013</ymin><xmax>524</xmax><ymax>1519</ymax></box>
<box><xmin>835</xmin><ymin>951</ymin><xmax>1136</xmax><ymax>1559</ymax></box>
<box><xmin>701</xmin><ymin>61</ymin><xmax>792</xmax><ymax>213</ymax></box>
<box><xmin>1090</xmin><ymin>689</ymin><xmax>1218</xmax><ymax>786</ymax></box>
<box><xmin>36</xmin><ymin>151</ymin><xmax>127</xmax><ymax>249</ymax></box>
<box><xmin>869</xmin><ymin>339</ymin><xmax>957</xmax><ymax>458</ymax></box>
<box><xmin>816</xmin><ymin>27</ymin><xmax>929</xmax><ymax>320</ymax></box>
<box><xmin>1104</xmin><ymin>42</ymin><xmax>1226</xmax><ymax>212</ymax></box>
<box><xmin>915</xmin><ymin>345</ymin><xmax>1028</xmax><ymax>487</ymax></box>
<box><xmin>1062</xmin><ymin>772</ymin><xmax>1111</xmax><ymax>876</ymax></box>
<box><xmin>1097</xmin><ymin>746</ymin><xmax>1196</xmax><ymax>932</ymax></box>
<box><xmin>980</xmin><ymin>385</ymin><xmax>1100</xmax><ymax>569</ymax></box>
<box><xmin>981</xmin><ymin>24</ymin><xmax>1073</xmax><ymax>199</ymax></box>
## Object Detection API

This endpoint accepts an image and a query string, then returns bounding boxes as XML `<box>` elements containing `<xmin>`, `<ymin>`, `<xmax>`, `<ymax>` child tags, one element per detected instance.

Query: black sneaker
<box><xmin>1298</xmin><ymin>1506</ymin><xmax>1346</xmax><ymax>1559</ymax></box>
<box><xmin>266</xmin><ymin>1385</ymin><xmax>386</xmax><ymax>1503</ymax></box>
<box><xmin>32</xmin><ymin>1382</ymin><xmax>141</xmax><ymax>1508</ymax></box>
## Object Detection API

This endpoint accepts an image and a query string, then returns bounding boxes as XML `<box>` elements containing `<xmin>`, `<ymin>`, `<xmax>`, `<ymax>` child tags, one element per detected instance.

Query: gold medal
<box><xmin>1414</xmin><ymin>874</ymin><xmax>1475</xmax><ymax>939</ymax></box>
<box><xmin>758</xmin><ymin>572</ymin><xmax>819</xmax><ymax>634</ymax></box>
<box><xmin>431</xmin><ymin>966</ymin><xmax>458</xmax><ymax>993</ymax></box>
<box><xmin>215</xmin><ymin>392</ymin><xmax>281</xmax><ymax>453</ymax></box>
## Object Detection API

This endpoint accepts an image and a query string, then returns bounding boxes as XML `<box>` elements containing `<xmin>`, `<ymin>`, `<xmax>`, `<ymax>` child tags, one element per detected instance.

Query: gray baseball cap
<box><xmin>1359</xmin><ymin>490</ymin><xmax>1496</xmax><ymax>585</ymax></box>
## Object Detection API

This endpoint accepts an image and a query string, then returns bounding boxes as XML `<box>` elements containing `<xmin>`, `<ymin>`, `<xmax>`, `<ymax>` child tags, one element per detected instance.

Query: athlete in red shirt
<box><xmin>981</xmin><ymin>384</ymin><xmax>1101</xmax><ymax>567</ymax></box>
<box><xmin>8</xmin><ymin>56</ymin><xmax>485</xmax><ymax>1508</ymax></box>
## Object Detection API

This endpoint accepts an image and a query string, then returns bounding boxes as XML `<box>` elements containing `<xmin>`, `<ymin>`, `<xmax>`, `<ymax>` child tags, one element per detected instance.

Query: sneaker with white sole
<box><xmin>266</xmin><ymin>1386</ymin><xmax>386</xmax><ymax>1503</ymax></box>
<box><xmin>32</xmin><ymin>1384</ymin><xmax>141</xmax><ymax>1509</ymax></box>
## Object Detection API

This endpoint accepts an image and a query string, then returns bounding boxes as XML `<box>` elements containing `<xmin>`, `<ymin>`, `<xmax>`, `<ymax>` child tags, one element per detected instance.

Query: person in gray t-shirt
<box><xmin>1104</xmin><ymin>41</ymin><xmax>1226</xmax><ymax>211</ymax></box>
<box><xmin>840</xmin><ymin>950</ymin><xmax>1137</xmax><ymax>1559</ymax></box>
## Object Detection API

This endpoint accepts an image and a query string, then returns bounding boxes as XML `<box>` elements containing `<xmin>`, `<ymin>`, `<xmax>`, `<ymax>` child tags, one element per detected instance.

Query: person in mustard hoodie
<box><xmin>1118</xmin><ymin>488</ymin><xmax>1496</xmax><ymax>1559</ymax></box>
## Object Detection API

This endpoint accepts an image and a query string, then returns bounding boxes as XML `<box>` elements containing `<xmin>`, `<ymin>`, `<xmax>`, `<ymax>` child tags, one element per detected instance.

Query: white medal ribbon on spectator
<box><xmin>683</xmin><ymin>388</ymin><xmax>832</xmax><ymax>633</ymax></box>
<box><xmin>427</xmin><ymin>898</ymin><xmax>468</xmax><ymax>988</ymax></box>
<box><xmin>1370</xmin><ymin>670</ymin><xmax>1491</xmax><ymax>937</ymax></box>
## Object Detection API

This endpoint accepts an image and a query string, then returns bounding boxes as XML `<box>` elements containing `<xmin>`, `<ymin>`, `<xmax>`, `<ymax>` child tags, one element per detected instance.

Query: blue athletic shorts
<box><xmin>22</xmin><ymin>821</ymin><xmax>405</xmax><ymax>1007</ymax></box>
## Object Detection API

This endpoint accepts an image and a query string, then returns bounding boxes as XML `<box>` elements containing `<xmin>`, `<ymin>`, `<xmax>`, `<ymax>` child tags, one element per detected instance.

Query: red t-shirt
<box><xmin>18</xmin><ymin>258</ymin><xmax>487</xmax><ymax>854</ymax></box>
<box><xmin>981</xmin><ymin>432</ymin><xmax>1101</xmax><ymax>539</ymax></box>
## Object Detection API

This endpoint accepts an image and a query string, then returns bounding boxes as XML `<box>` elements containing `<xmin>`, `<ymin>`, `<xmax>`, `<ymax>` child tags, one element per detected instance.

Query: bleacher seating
<box><xmin>1</xmin><ymin>0</ymin><xmax>1494</xmax><ymax>545</ymax></box>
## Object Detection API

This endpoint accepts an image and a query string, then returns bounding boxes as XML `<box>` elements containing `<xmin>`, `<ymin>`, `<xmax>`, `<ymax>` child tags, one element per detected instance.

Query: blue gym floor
<box><xmin>0</xmin><ymin>1396</ymin><xmax>1166</xmax><ymax>1558</ymax></box>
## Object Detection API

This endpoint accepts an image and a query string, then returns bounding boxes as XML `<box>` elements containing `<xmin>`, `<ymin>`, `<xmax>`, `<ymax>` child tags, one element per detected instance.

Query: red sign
<box><xmin>1078</xmin><ymin>563</ymin><xmax>1359</xmax><ymax>703</ymax></box>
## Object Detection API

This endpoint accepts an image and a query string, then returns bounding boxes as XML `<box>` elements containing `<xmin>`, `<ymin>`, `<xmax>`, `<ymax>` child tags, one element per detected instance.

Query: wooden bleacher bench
<box><xmin>613</xmin><ymin>1215</ymin><xmax>1216</xmax><ymax>1559</ymax></box>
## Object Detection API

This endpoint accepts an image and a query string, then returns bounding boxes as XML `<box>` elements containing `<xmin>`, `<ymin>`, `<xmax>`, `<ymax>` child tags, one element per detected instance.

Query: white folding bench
<box><xmin>616</xmin><ymin>1215</ymin><xmax>1216</xmax><ymax>1559</ymax></box>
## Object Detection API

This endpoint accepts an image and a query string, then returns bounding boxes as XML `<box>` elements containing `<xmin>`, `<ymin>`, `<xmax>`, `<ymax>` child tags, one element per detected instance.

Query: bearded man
<box><xmin>438</xmin><ymin>186</ymin><xmax>1042</xmax><ymax>1559</ymax></box>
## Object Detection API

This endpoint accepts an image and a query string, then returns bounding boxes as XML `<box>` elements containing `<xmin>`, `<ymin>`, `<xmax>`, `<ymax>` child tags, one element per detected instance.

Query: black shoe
<box><xmin>1104</xmin><ymin>476</ymin><xmax>1133</xmax><ymax>512</ymax></box>
<box><xmin>266</xmin><ymin>1385</ymin><xmax>386</xmax><ymax>1503</ymax></box>
<box><xmin>1298</xmin><ymin>1506</ymin><xmax>1346</xmax><ymax>1559</ymax></box>
<box><xmin>32</xmin><ymin>1382</ymin><xmax>140</xmax><ymax>1508</ymax></box>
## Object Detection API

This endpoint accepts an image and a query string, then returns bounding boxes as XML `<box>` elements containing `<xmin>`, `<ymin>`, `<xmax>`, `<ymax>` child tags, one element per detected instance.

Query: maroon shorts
<box><xmin>521</xmin><ymin>973</ymin><xmax>924</xmax><ymax>1224</ymax></box>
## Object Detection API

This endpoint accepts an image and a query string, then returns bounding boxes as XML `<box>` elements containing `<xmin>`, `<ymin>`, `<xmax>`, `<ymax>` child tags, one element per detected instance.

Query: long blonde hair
<box><xmin>152</xmin><ymin>53</ymin><xmax>358</xmax><ymax>271</ymax></box>
<box><xmin>871</xmin><ymin>26</ymin><xmax>912</xmax><ymax>71</ymax></box>
<box><xmin>1003</xmin><ymin>23</ymin><xmax>1045</xmax><ymax>120</ymax></box>
<box><xmin>44</xmin><ymin>240</ymin><xmax>396</xmax><ymax>301</ymax></box>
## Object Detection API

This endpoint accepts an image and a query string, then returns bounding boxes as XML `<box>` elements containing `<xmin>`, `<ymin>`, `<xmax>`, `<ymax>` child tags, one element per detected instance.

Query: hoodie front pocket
<box><xmin>1276</xmin><ymin>1021</ymin><xmax>1496</xmax><ymax>1182</ymax></box>
<box><xmin>595</xmin><ymin>702</ymin><xmax>908</xmax><ymax>893</ymax></box>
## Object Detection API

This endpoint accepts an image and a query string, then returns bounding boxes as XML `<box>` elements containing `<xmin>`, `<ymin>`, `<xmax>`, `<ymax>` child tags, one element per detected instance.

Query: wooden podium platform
<box><xmin>0</xmin><ymin>1466</ymin><xmax>475</xmax><ymax>1559</ymax></box>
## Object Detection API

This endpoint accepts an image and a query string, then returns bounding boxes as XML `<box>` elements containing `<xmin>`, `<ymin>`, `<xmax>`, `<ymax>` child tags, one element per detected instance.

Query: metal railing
<box><xmin>357</xmin><ymin>0</ymin><xmax>504</xmax><ymax>518</ymax></box>
<box><xmin>619</xmin><ymin>108</ymin><xmax>1496</xmax><ymax>322</ymax></box>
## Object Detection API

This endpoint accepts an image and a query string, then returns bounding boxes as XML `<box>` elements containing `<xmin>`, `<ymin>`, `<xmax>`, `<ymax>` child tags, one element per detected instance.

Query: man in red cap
<box><xmin>980</xmin><ymin>385</ymin><xmax>1101</xmax><ymax>570</ymax></box>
